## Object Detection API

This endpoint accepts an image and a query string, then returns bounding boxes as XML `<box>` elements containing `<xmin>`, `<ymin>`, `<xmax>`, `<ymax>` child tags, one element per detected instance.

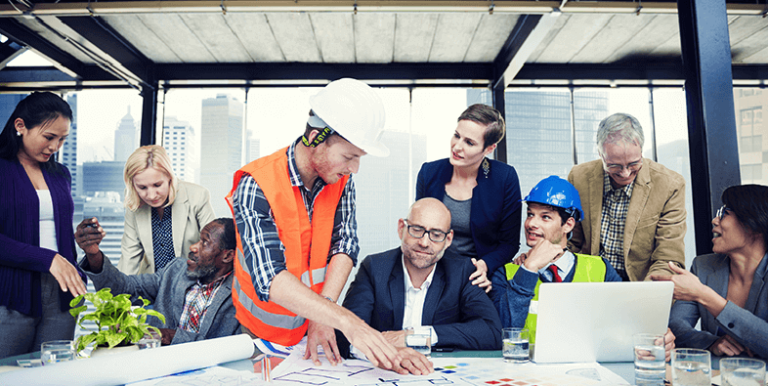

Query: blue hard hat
<box><xmin>523</xmin><ymin>176</ymin><xmax>584</xmax><ymax>222</ymax></box>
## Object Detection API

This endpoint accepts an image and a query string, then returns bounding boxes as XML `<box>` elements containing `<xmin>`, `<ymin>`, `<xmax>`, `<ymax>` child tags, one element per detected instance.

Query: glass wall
<box><xmin>733</xmin><ymin>88</ymin><xmax>767</xmax><ymax>184</ymax></box>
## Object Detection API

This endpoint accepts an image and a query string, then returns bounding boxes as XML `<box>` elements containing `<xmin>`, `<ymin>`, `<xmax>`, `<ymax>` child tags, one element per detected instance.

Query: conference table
<box><xmin>0</xmin><ymin>347</ymin><xmax>643</xmax><ymax>385</ymax></box>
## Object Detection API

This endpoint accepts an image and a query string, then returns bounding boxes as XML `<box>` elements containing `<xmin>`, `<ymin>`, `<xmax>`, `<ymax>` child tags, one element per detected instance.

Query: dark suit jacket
<box><xmin>338</xmin><ymin>248</ymin><xmax>502</xmax><ymax>358</ymax></box>
<box><xmin>416</xmin><ymin>158</ymin><xmax>522</xmax><ymax>274</ymax></box>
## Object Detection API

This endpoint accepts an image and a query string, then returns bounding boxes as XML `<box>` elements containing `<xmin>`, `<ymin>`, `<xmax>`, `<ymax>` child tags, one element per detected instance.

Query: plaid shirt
<box><xmin>179</xmin><ymin>272</ymin><xmax>232</xmax><ymax>333</ymax></box>
<box><xmin>232</xmin><ymin>139</ymin><xmax>359</xmax><ymax>302</ymax></box>
<box><xmin>599</xmin><ymin>172</ymin><xmax>634</xmax><ymax>278</ymax></box>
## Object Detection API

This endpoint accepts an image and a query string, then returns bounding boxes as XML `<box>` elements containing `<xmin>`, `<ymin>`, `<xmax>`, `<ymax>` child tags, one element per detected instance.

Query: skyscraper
<box><xmin>733</xmin><ymin>88</ymin><xmax>767</xmax><ymax>184</ymax></box>
<box><xmin>163</xmin><ymin>116</ymin><xmax>195</xmax><ymax>183</ymax></box>
<box><xmin>355</xmin><ymin>130</ymin><xmax>428</xmax><ymax>258</ymax></box>
<box><xmin>467</xmin><ymin>89</ymin><xmax>608</xmax><ymax>195</ymax></box>
<box><xmin>200</xmin><ymin>94</ymin><xmax>244</xmax><ymax>216</ymax></box>
<box><xmin>63</xmin><ymin>94</ymin><xmax>79</xmax><ymax>198</ymax></box>
<box><xmin>114</xmin><ymin>106</ymin><xmax>137</xmax><ymax>162</ymax></box>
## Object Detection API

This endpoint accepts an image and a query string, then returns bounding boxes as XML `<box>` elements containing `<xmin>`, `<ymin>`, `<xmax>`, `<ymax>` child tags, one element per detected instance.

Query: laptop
<box><xmin>532</xmin><ymin>281</ymin><xmax>674</xmax><ymax>363</ymax></box>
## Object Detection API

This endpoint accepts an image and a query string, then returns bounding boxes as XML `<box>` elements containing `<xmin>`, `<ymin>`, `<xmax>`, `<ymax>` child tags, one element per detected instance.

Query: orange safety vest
<box><xmin>226</xmin><ymin>147</ymin><xmax>349</xmax><ymax>345</ymax></box>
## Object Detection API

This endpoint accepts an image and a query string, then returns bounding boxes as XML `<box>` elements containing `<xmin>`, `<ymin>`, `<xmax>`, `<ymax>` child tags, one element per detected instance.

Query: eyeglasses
<box><xmin>602</xmin><ymin>158</ymin><xmax>643</xmax><ymax>174</ymax></box>
<box><xmin>403</xmin><ymin>220</ymin><xmax>449</xmax><ymax>242</ymax></box>
<box><xmin>716</xmin><ymin>205</ymin><xmax>731</xmax><ymax>220</ymax></box>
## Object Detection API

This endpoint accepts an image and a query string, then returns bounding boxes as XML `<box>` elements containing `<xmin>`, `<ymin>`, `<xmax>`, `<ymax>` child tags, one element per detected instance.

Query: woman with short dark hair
<box><xmin>0</xmin><ymin>92</ymin><xmax>87</xmax><ymax>358</ymax></box>
<box><xmin>654</xmin><ymin>184</ymin><xmax>768</xmax><ymax>359</ymax></box>
<box><xmin>416</xmin><ymin>104</ymin><xmax>522</xmax><ymax>294</ymax></box>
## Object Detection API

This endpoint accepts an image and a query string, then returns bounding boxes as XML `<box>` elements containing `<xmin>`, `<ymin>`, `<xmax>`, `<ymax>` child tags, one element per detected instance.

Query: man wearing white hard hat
<box><xmin>227</xmin><ymin>79</ymin><xmax>407</xmax><ymax>373</ymax></box>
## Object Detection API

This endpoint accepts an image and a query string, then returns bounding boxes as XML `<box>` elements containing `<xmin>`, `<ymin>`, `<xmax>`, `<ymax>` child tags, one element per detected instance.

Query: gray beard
<box><xmin>186</xmin><ymin>264</ymin><xmax>217</xmax><ymax>282</ymax></box>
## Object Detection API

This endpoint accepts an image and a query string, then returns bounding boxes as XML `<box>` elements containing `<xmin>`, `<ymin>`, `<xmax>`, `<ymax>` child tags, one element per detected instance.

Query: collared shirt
<box><xmin>599</xmin><ymin>172</ymin><xmax>634</xmax><ymax>278</ymax></box>
<box><xmin>350</xmin><ymin>257</ymin><xmax>439</xmax><ymax>360</ymax></box>
<box><xmin>151</xmin><ymin>205</ymin><xmax>174</xmax><ymax>271</ymax></box>
<box><xmin>232</xmin><ymin>139</ymin><xmax>360</xmax><ymax>301</ymax></box>
<box><xmin>520</xmin><ymin>250</ymin><xmax>576</xmax><ymax>282</ymax></box>
<box><xmin>179</xmin><ymin>271</ymin><xmax>232</xmax><ymax>333</ymax></box>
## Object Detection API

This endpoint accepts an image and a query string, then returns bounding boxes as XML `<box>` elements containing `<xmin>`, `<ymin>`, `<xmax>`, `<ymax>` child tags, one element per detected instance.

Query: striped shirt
<box><xmin>232</xmin><ymin>140</ymin><xmax>359</xmax><ymax>302</ymax></box>
<box><xmin>599</xmin><ymin>172</ymin><xmax>634</xmax><ymax>278</ymax></box>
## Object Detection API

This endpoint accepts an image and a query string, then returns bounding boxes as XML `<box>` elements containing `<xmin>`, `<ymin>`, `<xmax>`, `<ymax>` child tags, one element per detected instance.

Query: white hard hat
<box><xmin>309</xmin><ymin>78</ymin><xmax>389</xmax><ymax>157</ymax></box>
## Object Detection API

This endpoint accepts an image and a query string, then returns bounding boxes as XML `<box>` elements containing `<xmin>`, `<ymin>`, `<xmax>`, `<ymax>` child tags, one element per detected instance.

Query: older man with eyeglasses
<box><xmin>335</xmin><ymin>198</ymin><xmax>502</xmax><ymax>374</ymax></box>
<box><xmin>566</xmin><ymin>112</ymin><xmax>687</xmax><ymax>281</ymax></box>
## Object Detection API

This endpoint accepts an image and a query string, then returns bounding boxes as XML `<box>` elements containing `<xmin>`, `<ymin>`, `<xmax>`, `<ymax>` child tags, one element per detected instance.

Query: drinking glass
<box><xmin>633</xmin><ymin>333</ymin><xmax>666</xmax><ymax>385</ymax></box>
<box><xmin>136</xmin><ymin>330</ymin><xmax>161</xmax><ymax>349</ymax></box>
<box><xmin>40</xmin><ymin>340</ymin><xmax>75</xmax><ymax>366</ymax></box>
<box><xmin>501</xmin><ymin>327</ymin><xmax>529</xmax><ymax>363</ymax></box>
<box><xmin>720</xmin><ymin>358</ymin><xmax>766</xmax><ymax>386</ymax></box>
<box><xmin>671</xmin><ymin>348</ymin><xmax>711</xmax><ymax>386</ymax></box>
<box><xmin>405</xmin><ymin>326</ymin><xmax>432</xmax><ymax>357</ymax></box>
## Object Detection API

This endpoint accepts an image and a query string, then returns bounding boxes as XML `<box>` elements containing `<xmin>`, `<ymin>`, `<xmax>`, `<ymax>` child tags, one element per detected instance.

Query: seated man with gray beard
<box><xmin>75</xmin><ymin>218</ymin><xmax>239</xmax><ymax>345</ymax></box>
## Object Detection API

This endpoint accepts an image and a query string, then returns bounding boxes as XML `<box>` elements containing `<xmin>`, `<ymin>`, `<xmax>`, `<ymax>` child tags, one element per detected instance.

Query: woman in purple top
<box><xmin>0</xmin><ymin>92</ymin><xmax>87</xmax><ymax>358</ymax></box>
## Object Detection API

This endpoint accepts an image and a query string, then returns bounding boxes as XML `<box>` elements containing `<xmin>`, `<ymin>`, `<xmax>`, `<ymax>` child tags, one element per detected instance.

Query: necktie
<box><xmin>548</xmin><ymin>265</ymin><xmax>563</xmax><ymax>282</ymax></box>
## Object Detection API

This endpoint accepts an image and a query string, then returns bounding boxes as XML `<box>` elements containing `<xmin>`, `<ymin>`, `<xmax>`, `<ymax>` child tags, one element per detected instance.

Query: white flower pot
<box><xmin>89</xmin><ymin>344</ymin><xmax>139</xmax><ymax>358</ymax></box>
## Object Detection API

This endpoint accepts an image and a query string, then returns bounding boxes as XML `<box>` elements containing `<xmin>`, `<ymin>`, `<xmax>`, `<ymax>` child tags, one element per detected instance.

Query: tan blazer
<box><xmin>117</xmin><ymin>181</ymin><xmax>216</xmax><ymax>275</ymax></box>
<box><xmin>567</xmin><ymin>158</ymin><xmax>686</xmax><ymax>281</ymax></box>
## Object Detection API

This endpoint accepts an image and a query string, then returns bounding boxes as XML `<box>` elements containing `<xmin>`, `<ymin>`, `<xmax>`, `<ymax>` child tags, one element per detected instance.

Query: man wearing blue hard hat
<box><xmin>494</xmin><ymin>176</ymin><xmax>675</xmax><ymax>358</ymax></box>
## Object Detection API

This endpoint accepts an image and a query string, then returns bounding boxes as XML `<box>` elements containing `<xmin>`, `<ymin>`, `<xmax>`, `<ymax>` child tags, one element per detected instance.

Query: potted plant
<box><xmin>70</xmin><ymin>288</ymin><xmax>166</xmax><ymax>355</ymax></box>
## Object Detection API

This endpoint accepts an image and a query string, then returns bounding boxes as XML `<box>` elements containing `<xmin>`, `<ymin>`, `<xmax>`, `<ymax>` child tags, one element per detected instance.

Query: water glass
<box><xmin>136</xmin><ymin>331</ymin><xmax>161</xmax><ymax>349</ymax></box>
<box><xmin>633</xmin><ymin>333</ymin><xmax>666</xmax><ymax>385</ymax></box>
<box><xmin>720</xmin><ymin>358</ymin><xmax>766</xmax><ymax>386</ymax></box>
<box><xmin>405</xmin><ymin>326</ymin><xmax>432</xmax><ymax>357</ymax></box>
<box><xmin>502</xmin><ymin>327</ymin><xmax>529</xmax><ymax>363</ymax></box>
<box><xmin>40</xmin><ymin>340</ymin><xmax>75</xmax><ymax>366</ymax></box>
<box><xmin>671</xmin><ymin>348</ymin><xmax>711</xmax><ymax>386</ymax></box>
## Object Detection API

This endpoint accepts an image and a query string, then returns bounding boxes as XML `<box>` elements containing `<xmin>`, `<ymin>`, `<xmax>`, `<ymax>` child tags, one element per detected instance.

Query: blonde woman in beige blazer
<box><xmin>117</xmin><ymin>146</ymin><xmax>215</xmax><ymax>275</ymax></box>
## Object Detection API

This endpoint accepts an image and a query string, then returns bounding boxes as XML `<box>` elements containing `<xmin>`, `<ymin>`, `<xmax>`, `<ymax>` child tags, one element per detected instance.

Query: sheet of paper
<box><xmin>128</xmin><ymin>366</ymin><xmax>265</xmax><ymax>386</ymax></box>
<box><xmin>0</xmin><ymin>334</ymin><xmax>256</xmax><ymax>386</ymax></box>
<box><xmin>431</xmin><ymin>357</ymin><xmax>631</xmax><ymax>386</ymax></box>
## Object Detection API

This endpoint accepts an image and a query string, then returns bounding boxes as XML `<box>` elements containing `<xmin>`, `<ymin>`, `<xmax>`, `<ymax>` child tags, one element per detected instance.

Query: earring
<box><xmin>482</xmin><ymin>158</ymin><xmax>490</xmax><ymax>178</ymax></box>
<box><xmin>16</xmin><ymin>131</ymin><xmax>21</xmax><ymax>137</ymax></box>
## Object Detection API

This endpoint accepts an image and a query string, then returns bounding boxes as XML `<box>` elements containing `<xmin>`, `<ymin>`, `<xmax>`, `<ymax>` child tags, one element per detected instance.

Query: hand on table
<box><xmin>75</xmin><ymin>217</ymin><xmax>105</xmax><ymax>256</ymax></box>
<box><xmin>382</xmin><ymin>347</ymin><xmax>433</xmax><ymax>375</ymax></box>
<box><xmin>342</xmin><ymin>317</ymin><xmax>400</xmax><ymax>369</ymax></box>
<box><xmin>49</xmin><ymin>254</ymin><xmax>87</xmax><ymax>297</ymax></box>
<box><xmin>158</xmin><ymin>328</ymin><xmax>176</xmax><ymax>346</ymax></box>
<box><xmin>469</xmin><ymin>258</ymin><xmax>491</xmax><ymax>293</ymax></box>
<box><xmin>662</xmin><ymin>328</ymin><xmax>675</xmax><ymax>362</ymax></box>
<box><xmin>304</xmin><ymin>319</ymin><xmax>342</xmax><ymax>366</ymax></box>
<box><xmin>709</xmin><ymin>334</ymin><xmax>752</xmax><ymax>357</ymax></box>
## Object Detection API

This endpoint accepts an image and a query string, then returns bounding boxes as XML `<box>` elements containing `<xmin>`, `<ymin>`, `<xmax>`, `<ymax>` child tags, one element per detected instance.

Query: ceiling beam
<box><xmin>493</xmin><ymin>12</ymin><xmax>560</xmax><ymax>89</ymax></box>
<box><xmin>59</xmin><ymin>16</ymin><xmax>154</xmax><ymax>88</ymax></box>
<box><xmin>514</xmin><ymin>63</ymin><xmax>768</xmax><ymax>82</ymax></box>
<box><xmin>154</xmin><ymin>63</ymin><xmax>495</xmax><ymax>82</ymax></box>
<box><xmin>0</xmin><ymin>1</ymin><xmax>763</xmax><ymax>16</ymax></box>
<box><xmin>0</xmin><ymin>18</ymin><xmax>112</xmax><ymax>80</ymax></box>
<box><xmin>0</xmin><ymin>39</ymin><xmax>26</xmax><ymax>69</ymax></box>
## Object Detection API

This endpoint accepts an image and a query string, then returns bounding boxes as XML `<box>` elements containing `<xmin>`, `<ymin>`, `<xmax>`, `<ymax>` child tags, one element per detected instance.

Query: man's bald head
<box><xmin>406</xmin><ymin>197</ymin><xmax>452</xmax><ymax>231</ymax></box>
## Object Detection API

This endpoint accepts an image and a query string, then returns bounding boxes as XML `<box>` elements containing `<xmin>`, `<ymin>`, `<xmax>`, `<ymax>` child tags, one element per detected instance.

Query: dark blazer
<box><xmin>338</xmin><ymin>248</ymin><xmax>502</xmax><ymax>358</ymax></box>
<box><xmin>81</xmin><ymin>256</ymin><xmax>239</xmax><ymax>345</ymax></box>
<box><xmin>0</xmin><ymin>158</ymin><xmax>85</xmax><ymax>317</ymax></box>
<box><xmin>416</xmin><ymin>158</ymin><xmax>522</xmax><ymax>274</ymax></box>
<box><xmin>669</xmin><ymin>253</ymin><xmax>768</xmax><ymax>359</ymax></box>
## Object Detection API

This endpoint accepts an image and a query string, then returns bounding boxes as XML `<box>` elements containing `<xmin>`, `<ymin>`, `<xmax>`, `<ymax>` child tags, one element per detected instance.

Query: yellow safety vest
<box><xmin>504</xmin><ymin>254</ymin><xmax>607</xmax><ymax>344</ymax></box>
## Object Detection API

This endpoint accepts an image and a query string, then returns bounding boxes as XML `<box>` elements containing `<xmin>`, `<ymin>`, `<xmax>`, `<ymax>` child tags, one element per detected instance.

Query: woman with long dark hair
<box><xmin>654</xmin><ymin>184</ymin><xmax>768</xmax><ymax>359</ymax></box>
<box><xmin>0</xmin><ymin>92</ymin><xmax>87</xmax><ymax>358</ymax></box>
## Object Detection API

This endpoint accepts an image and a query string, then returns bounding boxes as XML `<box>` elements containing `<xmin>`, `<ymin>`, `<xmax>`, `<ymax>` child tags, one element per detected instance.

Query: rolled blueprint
<box><xmin>0</xmin><ymin>334</ymin><xmax>256</xmax><ymax>386</ymax></box>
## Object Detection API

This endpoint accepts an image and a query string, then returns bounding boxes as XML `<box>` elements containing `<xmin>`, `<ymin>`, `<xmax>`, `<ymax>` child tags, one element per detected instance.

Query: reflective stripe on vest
<box><xmin>503</xmin><ymin>254</ymin><xmax>607</xmax><ymax>344</ymax></box>
<box><xmin>226</xmin><ymin>146</ymin><xmax>348</xmax><ymax>346</ymax></box>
